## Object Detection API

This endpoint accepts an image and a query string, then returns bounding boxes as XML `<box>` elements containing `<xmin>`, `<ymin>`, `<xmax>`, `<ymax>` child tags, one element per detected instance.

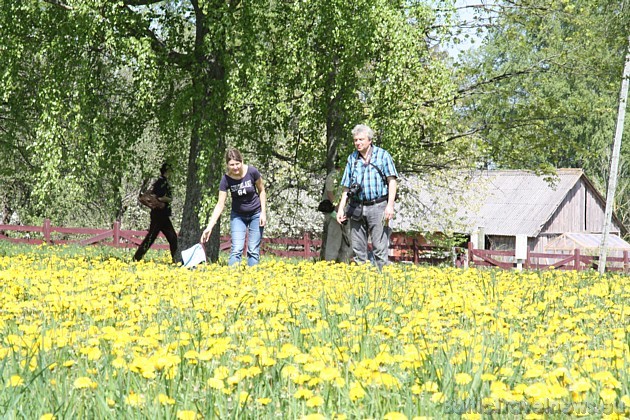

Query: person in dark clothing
<box><xmin>134</xmin><ymin>163</ymin><xmax>178</xmax><ymax>263</ymax></box>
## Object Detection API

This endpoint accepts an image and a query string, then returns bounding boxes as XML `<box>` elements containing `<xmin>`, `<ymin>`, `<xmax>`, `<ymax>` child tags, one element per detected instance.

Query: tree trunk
<box><xmin>177</xmin><ymin>128</ymin><xmax>204</xmax><ymax>262</ymax></box>
<box><xmin>320</xmin><ymin>74</ymin><xmax>344</xmax><ymax>260</ymax></box>
<box><xmin>177</xmin><ymin>49</ymin><xmax>227</xmax><ymax>263</ymax></box>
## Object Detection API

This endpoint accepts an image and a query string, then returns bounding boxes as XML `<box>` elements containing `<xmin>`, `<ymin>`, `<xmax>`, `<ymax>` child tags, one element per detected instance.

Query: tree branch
<box><xmin>42</xmin><ymin>0</ymin><xmax>73</xmax><ymax>10</ymax></box>
<box><xmin>123</xmin><ymin>0</ymin><xmax>164</xmax><ymax>6</ymax></box>
<box><xmin>117</xmin><ymin>3</ymin><xmax>191</xmax><ymax>67</ymax></box>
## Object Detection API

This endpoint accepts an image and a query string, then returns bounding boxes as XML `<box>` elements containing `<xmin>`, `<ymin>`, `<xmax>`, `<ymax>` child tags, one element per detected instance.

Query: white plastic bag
<box><xmin>182</xmin><ymin>243</ymin><xmax>206</xmax><ymax>269</ymax></box>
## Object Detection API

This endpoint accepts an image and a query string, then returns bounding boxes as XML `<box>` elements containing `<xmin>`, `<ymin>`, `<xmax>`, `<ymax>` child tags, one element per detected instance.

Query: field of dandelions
<box><xmin>0</xmin><ymin>244</ymin><xmax>629</xmax><ymax>420</ymax></box>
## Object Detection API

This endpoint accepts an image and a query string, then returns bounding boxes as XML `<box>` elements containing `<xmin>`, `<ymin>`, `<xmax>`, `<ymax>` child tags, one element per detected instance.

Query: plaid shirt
<box><xmin>341</xmin><ymin>146</ymin><xmax>398</xmax><ymax>202</ymax></box>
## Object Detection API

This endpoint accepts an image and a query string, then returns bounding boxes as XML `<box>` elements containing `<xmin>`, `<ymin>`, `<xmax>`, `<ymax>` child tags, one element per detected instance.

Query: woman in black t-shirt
<box><xmin>201</xmin><ymin>148</ymin><xmax>267</xmax><ymax>266</ymax></box>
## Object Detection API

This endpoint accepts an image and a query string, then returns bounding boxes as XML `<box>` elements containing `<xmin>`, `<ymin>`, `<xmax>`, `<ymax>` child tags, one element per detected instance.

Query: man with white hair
<box><xmin>336</xmin><ymin>124</ymin><xmax>398</xmax><ymax>269</ymax></box>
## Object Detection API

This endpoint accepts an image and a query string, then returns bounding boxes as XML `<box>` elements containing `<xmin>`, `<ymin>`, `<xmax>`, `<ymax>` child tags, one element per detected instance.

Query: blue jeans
<box><xmin>229</xmin><ymin>210</ymin><xmax>263</xmax><ymax>266</ymax></box>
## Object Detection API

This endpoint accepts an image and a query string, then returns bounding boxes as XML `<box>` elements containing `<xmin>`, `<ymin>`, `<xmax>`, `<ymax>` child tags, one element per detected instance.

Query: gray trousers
<box><xmin>350</xmin><ymin>201</ymin><xmax>390</xmax><ymax>269</ymax></box>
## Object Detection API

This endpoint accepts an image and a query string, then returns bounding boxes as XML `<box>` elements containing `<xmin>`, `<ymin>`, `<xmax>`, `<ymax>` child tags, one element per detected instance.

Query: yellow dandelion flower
<box><xmin>320</xmin><ymin>367</ymin><xmax>341</xmax><ymax>381</ymax></box>
<box><xmin>569</xmin><ymin>378</ymin><xmax>592</xmax><ymax>393</ymax></box>
<box><xmin>294</xmin><ymin>388</ymin><xmax>314</xmax><ymax>400</ymax></box>
<box><xmin>73</xmin><ymin>377</ymin><xmax>97</xmax><ymax>390</ymax></box>
<box><xmin>293</xmin><ymin>374</ymin><xmax>312</xmax><ymax>385</ymax></box>
<box><xmin>176</xmin><ymin>410</ymin><xmax>199</xmax><ymax>420</ymax></box>
<box><xmin>601</xmin><ymin>414</ymin><xmax>625</xmax><ymax>420</ymax></box>
<box><xmin>256</xmin><ymin>397</ymin><xmax>272</xmax><ymax>405</ymax></box>
<box><xmin>125</xmin><ymin>391</ymin><xmax>145</xmax><ymax>407</ymax></box>
<box><xmin>236</xmin><ymin>355</ymin><xmax>254</xmax><ymax>364</ymax></box>
<box><xmin>306</xmin><ymin>395</ymin><xmax>324</xmax><ymax>408</ymax></box>
<box><xmin>158</xmin><ymin>394</ymin><xmax>176</xmax><ymax>405</ymax></box>
<box><xmin>384</xmin><ymin>412</ymin><xmax>407</xmax><ymax>420</ymax></box>
<box><xmin>349</xmin><ymin>381</ymin><xmax>366</xmax><ymax>401</ymax></box>
<box><xmin>106</xmin><ymin>398</ymin><xmax>116</xmax><ymax>407</ymax></box>
<box><xmin>482</xmin><ymin>397</ymin><xmax>498</xmax><ymax>409</ymax></box>
<box><xmin>308</xmin><ymin>377</ymin><xmax>322</xmax><ymax>387</ymax></box>
<box><xmin>547</xmin><ymin>383</ymin><xmax>569</xmax><ymax>400</ymax></box>
<box><xmin>294</xmin><ymin>353</ymin><xmax>310</xmax><ymax>364</ymax></box>
<box><xmin>552</xmin><ymin>353</ymin><xmax>566</xmax><ymax>365</ymax></box>
<box><xmin>422</xmin><ymin>381</ymin><xmax>439</xmax><ymax>393</ymax></box>
<box><xmin>301</xmin><ymin>414</ymin><xmax>326</xmax><ymax>420</ymax></box>
<box><xmin>207</xmin><ymin>377</ymin><xmax>225</xmax><ymax>390</ymax></box>
<box><xmin>8</xmin><ymin>375</ymin><xmax>24</xmax><ymax>387</ymax></box>
<box><xmin>371</xmin><ymin>372</ymin><xmax>400</xmax><ymax>388</ymax></box>
<box><xmin>213</xmin><ymin>365</ymin><xmax>230</xmax><ymax>380</ymax></box>
<box><xmin>239</xmin><ymin>391</ymin><xmax>250</xmax><ymax>405</ymax></box>
<box><xmin>431</xmin><ymin>392</ymin><xmax>445</xmax><ymax>403</ymax></box>
<box><xmin>600</xmin><ymin>388</ymin><xmax>618</xmax><ymax>405</ymax></box>
<box><xmin>112</xmin><ymin>357</ymin><xmax>127</xmax><ymax>369</ymax></box>
<box><xmin>461</xmin><ymin>414</ymin><xmax>482</xmax><ymax>420</ymax></box>
<box><xmin>260</xmin><ymin>355</ymin><xmax>276</xmax><ymax>367</ymax></box>
<box><xmin>86</xmin><ymin>347</ymin><xmax>102</xmax><ymax>361</ymax></box>
<box><xmin>334</xmin><ymin>377</ymin><xmax>346</xmax><ymax>387</ymax></box>
<box><xmin>455</xmin><ymin>372</ymin><xmax>472</xmax><ymax>385</ymax></box>
<box><xmin>524</xmin><ymin>382</ymin><xmax>548</xmax><ymax>401</ymax></box>
<box><xmin>592</xmin><ymin>371</ymin><xmax>621</xmax><ymax>389</ymax></box>
<box><xmin>498</xmin><ymin>367</ymin><xmax>513</xmax><ymax>377</ymax></box>
<box><xmin>39</xmin><ymin>414</ymin><xmax>55</xmax><ymax>420</ymax></box>
<box><xmin>523</xmin><ymin>364</ymin><xmax>545</xmax><ymax>379</ymax></box>
<box><xmin>303</xmin><ymin>361</ymin><xmax>325</xmax><ymax>373</ymax></box>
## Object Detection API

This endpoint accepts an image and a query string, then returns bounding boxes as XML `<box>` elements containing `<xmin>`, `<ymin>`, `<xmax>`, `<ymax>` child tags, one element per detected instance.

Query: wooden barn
<box><xmin>391</xmin><ymin>168</ymin><xmax>629</xmax><ymax>255</ymax></box>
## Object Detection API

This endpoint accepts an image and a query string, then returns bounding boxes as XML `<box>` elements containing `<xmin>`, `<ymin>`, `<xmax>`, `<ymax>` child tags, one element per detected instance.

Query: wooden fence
<box><xmin>0</xmin><ymin>219</ymin><xmax>449</xmax><ymax>263</ymax></box>
<box><xmin>0</xmin><ymin>219</ymin><xmax>323</xmax><ymax>260</ymax></box>
<box><xmin>467</xmin><ymin>242</ymin><xmax>630</xmax><ymax>272</ymax></box>
<box><xmin>4</xmin><ymin>220</ymin><xmax>625</xmax><ymax>271</ymax></box>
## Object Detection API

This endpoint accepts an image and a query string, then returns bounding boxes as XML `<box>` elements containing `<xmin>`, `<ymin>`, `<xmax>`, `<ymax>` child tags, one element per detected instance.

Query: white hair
<box><xmin>351</xmin><ymin>124</ymin><xmax>374</xmax><ymax>140</ymax></box>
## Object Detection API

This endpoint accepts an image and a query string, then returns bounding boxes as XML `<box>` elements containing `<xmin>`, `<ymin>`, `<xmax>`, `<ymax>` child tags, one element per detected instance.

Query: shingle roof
<box><xmin>393</xmin><ymin>168</ymin><xmax>619</xmax><ymax>237</ymax></box>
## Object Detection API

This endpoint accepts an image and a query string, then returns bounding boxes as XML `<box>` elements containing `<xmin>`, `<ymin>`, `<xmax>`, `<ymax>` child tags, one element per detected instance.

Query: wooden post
<box><xmin>113</xmin><ymin>221</ymin><xmax>120</xmax><ymax>247</ymax></box>
<box><xmin>624</xmin><ymin>250</ymin><xmax>629</xmax><ymax>272</ymax></box>
<box><xmin>525</xmin><ymin>246</ymin><xmax>531</xmax><ymax>269</ymax></box>
<box><xmin>599</xmin><ymin>35</ymin><xmax>630</xmax><ymax>274</ymax></box>
<box><xmin>574</xmin><ymin>248</ymin><xmax>581</xmax><ymax>271</ymax></box>
<box><xmin>303</xmin><ymin>232</ymin><xmax>310</xmax><ymax>259</ymax></box>
<box><xmin>413</xmin><ymin>238</ymin><xmax>418</xmax><ymax>264</ymax></box>
<box><xmin>43</xmin><ymin>218</ymin><xmax>51</xmax><ymax>243</ymax></box>
<box><xmin>468</xmin><ymin>241</ymin><xmax>473</xmax><ymax>266</ymax></box>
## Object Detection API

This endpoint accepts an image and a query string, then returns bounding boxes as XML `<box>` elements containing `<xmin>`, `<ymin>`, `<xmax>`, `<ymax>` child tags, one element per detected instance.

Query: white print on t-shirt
<box><xmin>230</xmin><ymin>180</ymin><xmax>253</xmax><ymax>196</ymax></box>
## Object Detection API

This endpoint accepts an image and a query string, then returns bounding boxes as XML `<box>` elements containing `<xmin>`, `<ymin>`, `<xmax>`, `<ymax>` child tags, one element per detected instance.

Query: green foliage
<box><xmin>456</xmin><ymin>0</ymin><xmax>630</xmax><ymax>225</ymax></box>
<box><xmin>2</xmin><ymin>0</ymin><xmax>473</xmax><ymax>244</ymax></box>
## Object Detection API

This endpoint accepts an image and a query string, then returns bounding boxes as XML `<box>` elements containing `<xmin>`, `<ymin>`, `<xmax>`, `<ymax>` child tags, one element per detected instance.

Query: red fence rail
<box><xmin>0</xmin><ymin>219</ymin><xmax>445</xmax><ymax>263</ymax></box>
<box><xmin>0</xmin><ymin>220</ymin><xmax>323</xmax><ymax>259</ymax></box>
<box><xmin>467</xmin><ymin>242</ymin><xmax>630</xmax><ymax>272</ymax></box>
<box><xmin>7</xmin><ymin>220</ymin><xmax>623</xmax><ymax>271</ymax></box>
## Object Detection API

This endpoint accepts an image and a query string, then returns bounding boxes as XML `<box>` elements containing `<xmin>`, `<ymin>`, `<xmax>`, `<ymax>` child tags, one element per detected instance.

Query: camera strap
<box><xmin>352</xmin><ymin>152</ymin><xmax>389</xmax><ymax>188</ymax></box>
<box><xmin>369</xmin><ymin>162</ymin><xmax>388</xmax><ymax>187</ymax></box>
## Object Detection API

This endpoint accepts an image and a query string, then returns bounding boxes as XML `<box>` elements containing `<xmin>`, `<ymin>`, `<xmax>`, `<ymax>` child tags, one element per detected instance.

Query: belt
<box><xmin>361</xmin><ymin>195</ymin><xmax>388</xmax><ymax>206</ymax></box>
